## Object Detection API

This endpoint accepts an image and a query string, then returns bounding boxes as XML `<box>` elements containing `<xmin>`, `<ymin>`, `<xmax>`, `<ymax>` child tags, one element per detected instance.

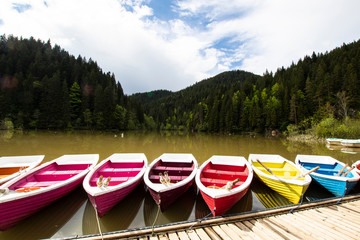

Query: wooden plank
<box><xmin>226</xmin><ymin>223</ymin><xmax>253</xmax><ymax>240</ymax></box>
<box><xmin>316</xmin><ymin>207</ymin><xmax>360</xmax><ymax>232</ymax></box>
<box><xmin>270</xmin><ymin>215</ymin><xmax>313</xmax><ymax>239</ymax></box>
<box><xmin>177</xmin><ymin>231</ymin><xmax>189</xmax><ymax>240</ymax></box>
<box><xmin>186</xmin><ymin>229</ymin><xmax>201</xmax><ymax>240</ymax></box>
<box><xmin>203</xmin><ymin>227</ymin><xmax>222</xmax><ymax>240</ymax></box>
<box><xmin>219</xmin><ymin>224</ymin><xmax>243</xmax><ymax>240</ymax></box>
<box><xmin>242</xmin><ymin>220</ymin><xmax>270</xmax><ymax>239</ymax></box>
<box><xmin>309</xmin><ymin>209</ymin><xmax>359</xmax><ymax>238</ymax></box>
<box><xmin>259</xmin><ymin>218</ymin><xmax>301</xmax><ymax>240</ymax></box>
<box><xmin>297</xmin><ymin>210</ymin><xmax>347</xmax><ymax>239</ymax></box>
<box><xmin>211</xmin><ymin>225</ymin><xmax>232</xmax><ymax>240</ymax></box>
<box><xmin>168</xmin><ymin>232</ymin><xmax>179</xmax><ymax>240</ymax></box>
<box><xmin>279</xmin><ymin>213</ymin><xmax>327</xmax><ymax>240</ymax></box>
<box><xmin>290</xmin><ymin>212</ymin><xmax>335</xmax><ymax>240</ymax></box>
<box><xmin>194</xmin><ymin>228</ymin><xmax>212</xmax><ymax>240</ymax></box>
<box><xmin>149</xmin><ymin>235</ymin><xmax>159</xmax><ymax>240</ymax></box>
<box><xmin>248</xmin><ymin>219</ymin><xmax>284</xmax><ymax>240</ymax></box>
<box><xmin>233</xmin><ymin>222</ymin><xmax>262</xmax><ymax>240</ymax></box>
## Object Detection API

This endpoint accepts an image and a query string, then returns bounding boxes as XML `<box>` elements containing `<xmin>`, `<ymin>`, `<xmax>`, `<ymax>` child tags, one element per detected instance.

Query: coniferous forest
<box><xmin>1</xmin><ymin>34</ymin><xmax>360</xmax><ymax>136</ymax></box>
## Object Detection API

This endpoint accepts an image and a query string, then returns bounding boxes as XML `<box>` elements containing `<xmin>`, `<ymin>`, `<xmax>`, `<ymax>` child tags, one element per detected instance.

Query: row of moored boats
<box><xmin>1</xmin><ymin>153</ymin><xmax>360</xmax><ymax>231</ymax></box>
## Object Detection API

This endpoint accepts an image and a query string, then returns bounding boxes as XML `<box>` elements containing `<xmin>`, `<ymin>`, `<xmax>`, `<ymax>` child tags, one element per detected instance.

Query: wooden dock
<box><xmin>72</xmin><ymin>194</ymin><xmax>360</xmax><ymax>240</ymax></box>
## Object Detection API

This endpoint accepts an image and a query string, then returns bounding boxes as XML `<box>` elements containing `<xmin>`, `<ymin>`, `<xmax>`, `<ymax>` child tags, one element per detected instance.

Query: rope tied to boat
<box><xmin>151</xmin><ymin>199</ymin><xmax>161</xmax><ymax>236</ymax></box>
<box><xmin>289</xmin><ymin>193</ymin><xmax>304</xmax><ymax>213</ymax></box>
<box><xmin>0</xmin><ymin>188</ymin><xmax>9</xmax><ymax>196</ymax></box>
<box><xmin>92</xmin><ymin>203</ymin><xmax>104</xmax><ymax>240</ymax></box>
<box><xmin>187</xmin><ymin>207</ymin><xmax>216</xmax><ymax>232</ymax></box>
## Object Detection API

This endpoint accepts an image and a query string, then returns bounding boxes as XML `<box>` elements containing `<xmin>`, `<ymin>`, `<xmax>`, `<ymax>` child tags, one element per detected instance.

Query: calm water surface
<box><xmin>0</xmin><ymin>130</ymin><xmax>359</xmax><ymax>239</ymax></box>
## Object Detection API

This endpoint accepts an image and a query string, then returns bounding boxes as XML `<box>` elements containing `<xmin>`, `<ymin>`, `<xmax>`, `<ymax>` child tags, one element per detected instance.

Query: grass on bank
<box><xmin>286</xmin><ymin>115</ymin><xmax>360</xmax><ymax>142</ymax></box>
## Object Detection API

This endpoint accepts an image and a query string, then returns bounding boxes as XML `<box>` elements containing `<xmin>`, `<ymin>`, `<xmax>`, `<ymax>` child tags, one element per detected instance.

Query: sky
<box><xmin>1</xmin><ymin>0</ymin><xmax>360</xmax><ymax>94</ymax></box>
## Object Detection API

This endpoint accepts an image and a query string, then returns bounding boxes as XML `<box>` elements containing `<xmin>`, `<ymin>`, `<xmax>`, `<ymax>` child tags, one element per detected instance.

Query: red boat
<box><xmin>144</xmin><ymin>153</ymin><xmax>198</xmax><ymax>211</ymax></box>
<box><xmin>83</xmin><ymin>153</ymin><xmax>147</xmax><ymax>217</ymax></box>
<box><xmin>196</xmin><ymin>155</ymin><xmax>253</xmax><ymax>216</ymax></box>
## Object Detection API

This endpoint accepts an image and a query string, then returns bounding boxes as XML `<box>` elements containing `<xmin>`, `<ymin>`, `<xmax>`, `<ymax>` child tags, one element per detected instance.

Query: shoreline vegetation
<box><xmin>1</xmin><ymin>36</ymin><xmax>359</xmax><ymax>137</ymax></box>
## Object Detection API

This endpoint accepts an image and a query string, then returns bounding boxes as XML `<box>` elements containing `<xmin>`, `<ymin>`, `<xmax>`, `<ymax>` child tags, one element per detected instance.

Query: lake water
<box><xmin>1</xmin><ymin>130</ymin><xmax>359</xmax><ymax>239</ymax></box>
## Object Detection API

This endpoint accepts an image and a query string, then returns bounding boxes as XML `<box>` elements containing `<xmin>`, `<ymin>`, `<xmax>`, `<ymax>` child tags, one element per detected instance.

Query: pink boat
<box><xmin>144</xmin><ymin>153</ymin><xmax>198</xmax><ymax>211</ymax></box>
<box><xmin>83</xmin><ymin>153</ymin><xmax>148</xmax><ymax>217</ymax></box>
<box><xmin>196</xmin><ymin>155</ymin><xmax>253</xmax><ymax>216</ymax></box>
<box><xmin>0</xmin><ymin>154</ymin><xmax>98</xmax><ymax>231</ymax></box>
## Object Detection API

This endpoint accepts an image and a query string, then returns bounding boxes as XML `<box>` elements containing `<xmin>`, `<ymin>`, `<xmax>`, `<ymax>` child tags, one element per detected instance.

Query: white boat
<box><xmin>0</xmin><ymin>155</ymin><xmax>45</xmax><ymax>185</ymax></box>
<box><xmin>341</xmin><ymin>139</ymin><xmax>360</xmax><ymax>148</ymax></box>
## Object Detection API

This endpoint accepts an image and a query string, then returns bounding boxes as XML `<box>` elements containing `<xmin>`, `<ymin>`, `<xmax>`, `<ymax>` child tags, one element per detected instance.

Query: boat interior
<box><xmin>200</xmin><ymin>162</ymin><xmax>248</xmax><ymax>188</ymax></box>
<box><xmin>90</xmin><ymin>161</ymin><xmax>144</xmax><ymax>187</ymax></box>
<box><xmin>0</xmin><ymin>167</ymin><xmax>26</xmax><ymax>180</ymax></box>
<box><xmin>149</xmin><ymin>160</ymin><xmax>194</xmax><ymax>184</ymax></box>
<box><xmin>253</xmin><ymin>161</ymin><xmax>300</xmax><ymax>179</ymax></box>
<box><xmin>9</xmin><ymin>163</ymin><xmax>90</xmax><ymax>190</ymax></box>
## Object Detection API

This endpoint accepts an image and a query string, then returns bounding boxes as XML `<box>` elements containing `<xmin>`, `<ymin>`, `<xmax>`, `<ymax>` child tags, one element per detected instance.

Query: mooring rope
<box><xmin>152</xmin><ymin>200</ymin><xmax>161</xmax><ymax>236</ymax></box>
<box><xmin>289</xmin><ymin>193</ymin><xmax>304</xmax><ymax>213</ymax></box>
<box><xmin>92</xmin><ymin>203</ymin><xmax>104</xmax><ymax>240</ymax></box>
<box><xmin>187</xmin><ymin>207</ymin><xmax>216</xmax><ymax>232</ymax></box>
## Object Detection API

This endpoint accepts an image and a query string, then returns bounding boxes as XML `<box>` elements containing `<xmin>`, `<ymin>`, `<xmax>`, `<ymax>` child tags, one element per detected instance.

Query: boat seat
<box><xmin>100</xmin><ymin>168</ymin><xmax>142</xmax><ymax>173</ymax></box>
<box><xmin>316</xmin><ymin>169</ymin><xmax>339</xmax><ymax>175</ymax></box>
<box><xmin>201</xmin><ymin>177</ymin><xmax>242</xmax><ymax>187</ymax></box>
<box><xmin>35</xmin><ymin>170</ymin><xmax>83</xmax><ymax>181</ymax></box>
<box><xmin>17</xmin><ymin>181</ymin><xmax>62</xmax><ymax>188</ymax></box>
<box><xmin>152</xmin><ymin>166</ymin><xmax>193</xmax><ymax>173</ymax></box>
<box><xmin>149</xmin><ymin>175</ymin><xmax>187</xmax><ymax>183</ymax></box>
<box><xmin>202</xmin><ymin>169</ymin><xmax>248</xmax><ymax>179</ymax></box>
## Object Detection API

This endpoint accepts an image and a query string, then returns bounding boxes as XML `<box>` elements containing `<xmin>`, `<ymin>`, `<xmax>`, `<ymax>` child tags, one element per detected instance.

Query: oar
<box><xmin>336</xmin><ymin>164</ymin><xmax>348</xmax><ymax>176</ymax></box>
<box><xmin>221</xmin><ymin>178</ymin><xmax>240</xmax><ymax>190</ymax></box>
<box><xmin>294</xmin><ymin>166</ymin><xmax>320</xmax><ymax>180</ymax></box>
<box><xmin>342</xmin><ymin>166</ymin><xmax>355</xmax><ymax>177</ymax></box>
<box><xmin>256</xmin><ymin>159</ymin><xmax>276</xmax><ymax>176</ymax></box>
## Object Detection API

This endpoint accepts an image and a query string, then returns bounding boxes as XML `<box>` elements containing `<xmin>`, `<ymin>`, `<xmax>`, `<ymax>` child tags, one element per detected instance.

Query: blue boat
<box><xmin>295</xmin><ymin>155</ymin><xmax>360</xmax><ymax>197</ymax></box>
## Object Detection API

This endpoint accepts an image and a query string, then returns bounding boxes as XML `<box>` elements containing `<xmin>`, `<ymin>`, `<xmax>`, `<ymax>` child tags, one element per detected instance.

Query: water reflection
<box><xmin>0</xmin><ymin>187</ymin><xmax>87</xmax><ymax>240</ymax></box>
<box><xmin>82</xmin><ymin>184</ymin><xmax>146</xmax><ymax>234</ymax></box>
<box><xmin>1</xmin><ymin>131</ymin><xmax>360</xmax><ymax>238</ymax></box>
<box><xmin>143</xmin><ymin>186</ymin><xmax>197</xmax><ymax>226</ymax></box>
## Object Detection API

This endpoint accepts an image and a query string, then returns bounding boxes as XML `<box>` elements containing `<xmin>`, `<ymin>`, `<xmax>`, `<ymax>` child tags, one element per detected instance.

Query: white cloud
<box><xmin>0</xmin><ymin>0</ymin><xmax>359</xmax><ymax>93</ymax></box>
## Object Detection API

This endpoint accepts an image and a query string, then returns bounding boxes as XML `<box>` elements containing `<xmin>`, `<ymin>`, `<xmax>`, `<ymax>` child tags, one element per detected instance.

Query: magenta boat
<box><xmin>144</xmin><ymin>153</ymin><xmax>198</xmax><ymax>211</ymax></box>
<box><xmin>83</xmin><ymin>153</ymin><xmax>148</xmax><ymax>217</ymax></box>
<box><xmin>0</xmin><ymin>154</ymin><xmax>98</xmax><ymax>231</ymax></box>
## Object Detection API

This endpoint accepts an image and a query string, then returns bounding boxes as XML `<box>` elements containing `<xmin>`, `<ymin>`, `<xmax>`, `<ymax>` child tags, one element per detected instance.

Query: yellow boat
<box><xmin>248</xmin><ymin>154</ymin><xmax>312</xmax><ymax>204</ymax></box>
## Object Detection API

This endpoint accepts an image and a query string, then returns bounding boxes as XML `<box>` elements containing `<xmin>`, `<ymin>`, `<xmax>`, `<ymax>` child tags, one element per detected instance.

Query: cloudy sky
<box><xmin>1</xmin><ymin>0</ymin><xmax>360</xmax><ymax>94</ymax></box>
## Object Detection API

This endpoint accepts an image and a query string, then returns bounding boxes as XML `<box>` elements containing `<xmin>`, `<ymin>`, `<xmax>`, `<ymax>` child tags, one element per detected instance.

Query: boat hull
<box><xmin>295</xmin><ymin>155</ymin><xmax>360</xmax><ymax>197</ymax></box>
<box><xmin>256</xmin><ymin>174</ymin><xmax>309</xmax><ymax>204</ymax></box>
<box><xmin>144</xmin><ymin>153</ymin><xmax>198</xmax><ymax>211</ymax></box>
<box><xmin>0</xmin><ymin>177</ymin><xmax>83</xmax><ymax>231</ymax></box>
<box><xmin>249</xmin><ymin>154</ymin><xmax>312</xmax><ymax>204</ymax></box>
<box><xmin>148</xmin><ymin>179</ymin><xmax>194</xmax><ymax>211</ymax></box>
<box><xmin>199</xmin><ymin>185</ymin><xmax>250</xmax><ymax>216</ymax></box>
<box><xmin>196</xmin><ymin>156</ymin><xmax>253</xmax><ymax>217</ymax></box>
<box><xmin>310</xmin><ymin>174</ymin><xmax>357</xmax><ymax>197</ymax></box>
<box><xmin>87</xmin><ymin>178</ymin><xmax>143</xmax><ymax>217</ymax></box>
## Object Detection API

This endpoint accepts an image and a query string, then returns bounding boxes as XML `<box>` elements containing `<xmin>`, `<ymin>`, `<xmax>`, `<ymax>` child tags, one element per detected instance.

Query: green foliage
<box><xmin>314</xmin><ymin>117</ymin><xmax>360</xmax><ymax>138</ymax></box>
<box><xmin>0</xmin><ymin>35</ymin><xmax>142</xmax><ymax>131</ymax></box>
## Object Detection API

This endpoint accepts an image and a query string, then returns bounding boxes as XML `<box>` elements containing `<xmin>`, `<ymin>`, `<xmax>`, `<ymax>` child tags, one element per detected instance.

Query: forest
<box><xmin>1</xmin><ymin>34</ymin><xmax>360</xmax><ymax>137</ymax></box>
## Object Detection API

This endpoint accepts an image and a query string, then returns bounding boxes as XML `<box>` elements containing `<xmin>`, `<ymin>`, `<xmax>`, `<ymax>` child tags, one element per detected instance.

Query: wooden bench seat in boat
<box><xmin>200</xmin><ymin>177</ymin><xmax>242</xmax><ymax>187</ymax></box>
<box><xmin>16</xmin><ymin>180</ymin><xmax>63</xmax><ymax>188</ymax></box>
<box><xmin>152</xmin><ymin>166</ymin><xmax>193</xmax><ymax>174</ymax></box>
<box><xmin>202</xmin><ymin>169</ymin><xmax>248</xmax><ymax>179</ymax></box>
<box><xmin>35</xmin><ymin>170</ymin><xmax>83</xmax><ymax>181</ymax></box>
<box><xmin>90</xmin><ymin>176</ymin><xmax>134</xmax><ymax>186</ymax></box>
<box><xmin>149</xmin><ymin>174</ymin><xmax>188</xmax><ymax>183</ymax></box>
<box><xmin>99</xmin><ymin>168</ymin><xmax>143</xmax><ymax>173</ymax></box>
